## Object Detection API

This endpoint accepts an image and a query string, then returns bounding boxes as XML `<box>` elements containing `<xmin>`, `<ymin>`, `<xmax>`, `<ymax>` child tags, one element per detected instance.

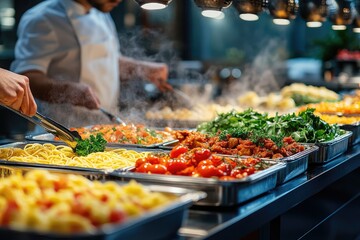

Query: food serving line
<box><xmin>0</xmin><ymin>104</ymin><xmax>359</xmax><ymax>239</ymax></box>
<box><xmin>178</xmin><ymin>144</ymin><xmax>360</xmax><ymax>239</ymax></box>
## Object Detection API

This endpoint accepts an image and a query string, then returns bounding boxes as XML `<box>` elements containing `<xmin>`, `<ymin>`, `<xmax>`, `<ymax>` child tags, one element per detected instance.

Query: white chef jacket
<box><xmin>11</xmin><ymin>0</ymin><xmax>120</xmax><ymax>127</ymax></box>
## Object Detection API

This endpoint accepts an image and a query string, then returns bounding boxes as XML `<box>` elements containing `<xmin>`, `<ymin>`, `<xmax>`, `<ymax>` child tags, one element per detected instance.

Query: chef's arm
<box><xmin>21</xmin><ymin>70</ymin><xmax>100</xmax><ymax>109</ymax></box>
<box><xmin>119</xmin><ymin>56</ymin><xmax>173</xmax><ymax>92</ymax></box>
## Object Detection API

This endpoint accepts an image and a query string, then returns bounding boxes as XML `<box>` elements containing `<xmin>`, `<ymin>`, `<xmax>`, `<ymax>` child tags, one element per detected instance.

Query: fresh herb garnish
<box><xmin>197</xmin><ymin>108</ymin><xmax>343</xmax><ymax>143</ymax></box>
<box><xmin>75</xmin><ymin>133</ymin><xmax>107</xmax><ymax>156</ymax></box>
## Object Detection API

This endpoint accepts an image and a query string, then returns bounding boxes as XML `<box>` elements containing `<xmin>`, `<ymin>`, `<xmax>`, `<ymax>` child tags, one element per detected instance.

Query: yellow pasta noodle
<box><xmin>0</xmin><ymin>143</ymin><xmax>148</xmax><ymax>171</ymax></box>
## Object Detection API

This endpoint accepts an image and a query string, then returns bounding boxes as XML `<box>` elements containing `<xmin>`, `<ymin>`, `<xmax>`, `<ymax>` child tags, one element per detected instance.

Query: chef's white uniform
<box><xmin>11</xmin><ymin>0</ymin><xmax>120</xmax><ymax>127</ymax></box>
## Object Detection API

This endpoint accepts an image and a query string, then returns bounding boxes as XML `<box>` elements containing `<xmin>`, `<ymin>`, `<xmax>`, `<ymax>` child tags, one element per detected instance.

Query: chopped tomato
<box><xmin>109</xmin><ymin>209</ymin><xmax>126</xmax><ymax>223</ymax></box>
<box><xmin>170</xmin><ymin>145</ymin><xmax>188</xmax><ymax>158</ymax></box>
<box><xmin>193</xmin><ymin>148</ymin><xmax>211</xmax><ymax>162</ymax></box>
<box><xmin>166</xmin><ymin>158</ymin><xmax>189</xmax><ymax>174</ymax></box>
<box><xmin>196</xmin><ymin>165</ymin><xmax>222</xmax><ymax>178</ymax></box>
<box><xmin>136</xmin><ymin>163</ymin><xmax>167</xmax><ymax>174</ymax></box>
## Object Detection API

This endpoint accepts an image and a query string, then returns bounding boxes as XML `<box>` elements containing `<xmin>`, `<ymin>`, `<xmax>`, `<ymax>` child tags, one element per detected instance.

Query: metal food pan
<box><xmin>0</xmin><ymin>166</ymin><xmax>205</xmax><ymax>240</ymax></box>
<box><xmin>213</xmin><ymin>145</ymin><xmax>318</xmax><ymax>185</ymax></box>
<box><xmin>110</xmin><ymin>161</ymin><xmax>285</xmax><ymax>207</ymax></box>
<box><xmin>0</xmin><ymin>142</ymin><xmax>141</xmax><ymax>174</ymax></box>
<box><xmin>273</xmin><ymin>145</ymin><xmax>318</xmax><ymax>185</ymax></box>
<box><xmin>146</xmin><ymin>119</ymin><xmax>204</xmax><ymax>129</ymax></box>
<box><xmin>306</xmin><ymin>131</ymin><xmax>353</xmax><ymax>164</ymax></box>
<box><xmin>339</xmin><ymin>122</ymin><xmax>360</xmax><ymax>147</ymax></box>
<box><xmin>25</xmin><ymin>132</ymin><xmax>179</xmax><ymax>149</ymax></box>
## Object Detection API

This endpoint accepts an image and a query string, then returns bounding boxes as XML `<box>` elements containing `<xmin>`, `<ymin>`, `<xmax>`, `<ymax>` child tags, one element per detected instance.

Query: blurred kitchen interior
<box><xmin>0</xmin><ymin>0</ymin><xmax>359</xmax><ymax>139</ymax></box>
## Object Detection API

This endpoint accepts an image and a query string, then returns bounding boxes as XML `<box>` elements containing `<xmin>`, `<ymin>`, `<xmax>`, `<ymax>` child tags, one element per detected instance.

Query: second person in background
<box><xmin>11</xmin><ymin>0</ymin><xmax>172</xmax><ymax>127</ymax></box>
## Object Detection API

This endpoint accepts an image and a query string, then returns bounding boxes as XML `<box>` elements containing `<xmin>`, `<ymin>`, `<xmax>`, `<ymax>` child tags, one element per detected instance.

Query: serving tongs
<box><xmin>99</xmin><ymin>107</ymin><xmax>126</xmax><ymax>126</ymax></box>
<box><xmin>0</xmin><ymin>104</ymin><xmax>81</xmax><ymax>150</ymax></box>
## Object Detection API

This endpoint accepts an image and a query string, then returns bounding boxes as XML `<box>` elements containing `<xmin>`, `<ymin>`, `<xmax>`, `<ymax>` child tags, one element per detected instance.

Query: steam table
<box><xmin>179</xmin><ymin>144</ymin><xmax>360</xmax><ymax>240</ymax></box>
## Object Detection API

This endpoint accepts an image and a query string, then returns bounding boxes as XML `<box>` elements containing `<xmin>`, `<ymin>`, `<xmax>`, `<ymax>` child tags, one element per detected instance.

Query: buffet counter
<box><xmin>179</xmin><ymin>144</ymin><xmax>360</xmax><ymax>240</ymax></box>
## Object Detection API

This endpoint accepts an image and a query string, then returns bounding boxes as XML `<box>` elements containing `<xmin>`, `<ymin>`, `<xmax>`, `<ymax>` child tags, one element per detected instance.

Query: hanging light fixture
<box><xmin>194</xmin><ymin>0</ymin><xmax>233</xmax><ymax>19</ymax></box>
<box><xmin>328</xmin><ymin>0</ymin><xmax>355</xmax><ymax>30</ymax></box>
<box><xmin>134</xmin><ymin>0</ymin><xmax>173</xmax><ymax>10</ymax></box>
<box><xmin>299</xmin><ymin>0</ymin><xmax>328</xmax><ymax>28</ymax></box>
<box><xmin>352</xmin><ymin>0</ymin><xmax>360</xmax><ymax>32</ymax></box>
<box><xmin>233</xmin><ymin>0</ymin><xmax>264</xmax><ymax>21</ymax></box>
<box><xmin>353</xmin><ymin>15</ymin><xmax>360</xmax><ymax>32</ymax></box>
<box><xmin>267</xmin><ymin>0</ymin><xmax>298</xmax><ymax>25</ymax></box>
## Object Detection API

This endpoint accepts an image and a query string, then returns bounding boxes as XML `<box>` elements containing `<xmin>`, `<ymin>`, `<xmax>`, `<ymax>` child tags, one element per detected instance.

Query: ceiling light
<box><xmin>233</xmin><ymin>0</ymin><xmax>264</xmax><ymax>21</ymax></box>
<box><xmin>299</xmin><ymin>0</ymin><xmax>327</xmax><ymax>28</ymax></box>
<box><xmin>194</xmin><ymin>0</ymin><xmax>232</xmax><ymax>19</ymax></box>
<box><xmin>353</xmin><ymin>15</ymin><xmax>360</xmax><ymax>32</ymax></box>
<box><xmin>328</xmin><ymin>0</ymin><xmax>355</xmax><ymax>30</ymax></box>
<box><xmin>306</xmin><ymin>21</ymin><xmax>323</xmax><ymax>27</ymax></box>
<box><xmin>134</xmin><ymin>0</ymin><xmax>172</xmax><ymax>10</ymax></box>
<box><xmin>268</xmin><ymin>0</ymin><xmax>298</xmax><ymax>25</ymax></box>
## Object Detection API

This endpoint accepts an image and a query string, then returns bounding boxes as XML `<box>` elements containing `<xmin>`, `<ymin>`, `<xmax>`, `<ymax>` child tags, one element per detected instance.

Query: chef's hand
<box><xmin>141</xmin><ymin>62</ymin><xmax>173</xmax><ymax>92</ymax></box>
<box><xmin>0</xmin><ymin>68</ymin><xmax>37</xmax><ymax>116</ymax></box>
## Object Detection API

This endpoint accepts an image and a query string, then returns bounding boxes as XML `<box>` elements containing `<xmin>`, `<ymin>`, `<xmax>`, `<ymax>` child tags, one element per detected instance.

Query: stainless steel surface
<box><xmin>26</xmin><ymin>131</ymin><xmax>179</xmax><ymax>149</ymax></box>
<box><xmin>0</xmin><ymin>103</ymin><xmax>81</xmax><ymax>149</ymax></box>
<box><xmin>307</xmin><ymin>131</ymin><xmax>353</xmax><ymax>164</ymax></box>
<box><xmin>0</xmin><ymin>142</ymin><xmax>112</xmax><ymax>173</ymax></box>
<box><xmin>99</xmin><ymin>107</ymin><xmax>126</xmax><ymax>126</ymax></box>
<box><xmin>339</xmin><ymin>122</ymin><xmax>360</xmax><ymax>147</ymax></box>
<box><xmin>111</xmin><ymin>161</ymin><xmax>286</xmax><ymax>207</ymax></box>
<box><xmin>275</xmin><ymin>145</ymin><xmax>319</xmax><ymax>185</ymax></box>
<box><xmin>0</xmin><ymin>166</ymin><xmax>205</xmax><ymax>240</ymax></box>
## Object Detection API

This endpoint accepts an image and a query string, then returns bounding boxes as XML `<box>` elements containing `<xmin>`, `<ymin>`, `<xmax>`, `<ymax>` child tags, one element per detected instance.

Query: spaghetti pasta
<box><xmin>0</xmin><ymin>143</ymin><xmax>148</xmax><ymax>171</ymax></box>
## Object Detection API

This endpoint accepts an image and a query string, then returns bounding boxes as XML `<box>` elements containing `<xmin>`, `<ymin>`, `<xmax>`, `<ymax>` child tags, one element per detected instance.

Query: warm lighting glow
<box><xmin>306</xmin><ymin>21</ymin><xmax>322</xmax><ymax>27</ymax></box>
<box><xmin>215</xmin><ymin>12</ymin><xmax>225</xmax><ymax>19</ymax></box>
<box><xmin>332</xmin><ymin>24</ymin><xmax>347</xmax><ymax>30</ymax></box>
<box><xmin>141</xmin><ymin>3</ymin><xmax>167</xmax><ymax>10</ymax></box>
<box><xmin>273</xmin><ymin>18</ymin><xmax>290</xmax><ymax>25</ymax></box>
<box><xmin>202</xmin><ymin>9</ymin><xmax>224</xmax><ymax>18</ymax></box>
<box><xmin>353</xmin><ymin>27</ymin><xmax>360</xmax><ymax>33</ymax></box>
<box><xmin>240</xmin><ymin>13</ymin><xmax>259</xmax><ymax>21</ymax></box>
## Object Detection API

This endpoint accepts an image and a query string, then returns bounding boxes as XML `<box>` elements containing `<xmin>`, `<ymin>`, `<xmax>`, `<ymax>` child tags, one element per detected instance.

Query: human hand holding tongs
<box><xmin>0</xmin><ymin>103</ymin><xmax>81</xmax><ymax>150</ymax></box>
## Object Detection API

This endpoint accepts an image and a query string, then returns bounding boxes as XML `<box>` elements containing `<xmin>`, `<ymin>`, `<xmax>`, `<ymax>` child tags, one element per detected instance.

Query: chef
<box><xmin>11</xmin><ymin>0</ymin><xmax>172</xmax><ymax>127</ymax></box>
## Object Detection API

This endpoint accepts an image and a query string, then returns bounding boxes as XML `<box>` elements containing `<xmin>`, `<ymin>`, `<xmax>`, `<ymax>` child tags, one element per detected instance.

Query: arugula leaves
<box><xmin>75</xmin><ymin>133</ymin><xmax>107</xmax><ymax>156</ymax></box>
<box><xmin>197</xmin><ymin>108</ymin><xmax>343</xmax><ymax>143</ymax></box>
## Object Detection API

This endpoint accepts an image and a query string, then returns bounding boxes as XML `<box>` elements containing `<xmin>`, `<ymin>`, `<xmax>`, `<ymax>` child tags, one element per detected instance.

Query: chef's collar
<box><xmin>59</xmin><ymin>0</ymin><xmax>91</xmax><ymax>18</ymax></box>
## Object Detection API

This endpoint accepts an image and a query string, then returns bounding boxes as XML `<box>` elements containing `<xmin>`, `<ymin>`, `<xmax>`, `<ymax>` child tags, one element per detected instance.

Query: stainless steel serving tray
<box><xmin>25</xmin><ymin>132</ymin><xmax>179</xmax><ymax>148</ymax></box>
<box><xmin>339</xmin><ymin>122</ymin><xmax>360</xmax><ymax>147</ymax></box>
<box><xmin>0</xmin><ymin>166</ymin><xmax>205</xmax><ymax>240</ymax></box>
<box><xmin>146</xmin><ymin>119</ymin><xmax>204</xmax><ymax>129</ymax></box>
<box><xmin>306</xmin><ymin>131</ymin><xmax>353</xmax><ymax>164</ymax></box>
<box><xmin>262</xmin><ymin>145</ymin><xmax>318</xmax><ymax>185</ymax></box>
<box><xmin>110</xmin><ymin>161</ymin><xmax>286</xmax><ymax>207</ymax></box>
<box><xmin>25</xmin><ymin>126</ymin><xmax>179</xmax><ymax>148</ymax></box>
<box><xmin>0</xmin><ymin>142</ymin><xmax>141</xmax><ymax>174</ymax></box>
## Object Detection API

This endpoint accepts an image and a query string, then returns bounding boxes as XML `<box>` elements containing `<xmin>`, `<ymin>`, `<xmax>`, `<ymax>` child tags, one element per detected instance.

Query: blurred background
<box><xmin>0</xmin><ymin>0</ymin><xmax>360</xmax><ymax>139</ymax></box>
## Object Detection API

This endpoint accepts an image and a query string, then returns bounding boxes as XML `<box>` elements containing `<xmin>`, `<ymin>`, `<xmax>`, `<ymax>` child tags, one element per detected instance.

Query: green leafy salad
<box><xmin>75</xmin><ymin>133</ymin><xmax>107</xmax><ymax>156</ymax></box>
<box><xmin>197</xmin><ymin>108</ymin><xmax>344</xmax><ymax>143</ymax></box>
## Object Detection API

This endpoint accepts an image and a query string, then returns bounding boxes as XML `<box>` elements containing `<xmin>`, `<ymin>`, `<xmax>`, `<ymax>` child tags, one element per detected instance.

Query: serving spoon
<box><xmin>0</xmin><ymin>103</ymin><xmax>81</xmax><ymax>150</ymax></box>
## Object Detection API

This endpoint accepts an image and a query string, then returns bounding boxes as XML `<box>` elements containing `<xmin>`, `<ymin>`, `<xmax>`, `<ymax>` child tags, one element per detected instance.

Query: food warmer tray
<box><xmin>339</xmin><ymin>122</ymin><xmax>360</xmax><ymax>147</ymax></box>
<box><xmin>25</xmin><ymin>133</ymin><xmax>179</xmax><ymax>149</ymax></box>
<box><xmin>110</xmin><ymin>161</ymin><xmax>286</xmax><ymax>207</ymax></box>
<box><xmin>0</xmin><ymin>142</ymin><xmax>119</xmax><ymax>175</ymax></box>
<box><xmin>0</xmin><ymin>166</ymin><xmax>205</xmax><ymax>240</ymax></box>
<box><xmin>213</xmin><ymin>145</ymin><xmax>318</xmax><ymax>185</ymax></box>
<box><xmin>306</xmin><ymin>131</ymin><xmax>353</xmax><ymax>164</ymax></box>
<box><xmin>146</xmin><ymin>119</ymin><xmax>204</xmax><ymax>129</ymax></box>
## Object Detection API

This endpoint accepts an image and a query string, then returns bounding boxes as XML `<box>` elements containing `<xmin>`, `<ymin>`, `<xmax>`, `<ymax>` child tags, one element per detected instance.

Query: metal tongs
<box><xmin>99</xmin><ymin>108</ymin><xmax>126</xmax><ymax>126</ymax></box>
<box><xmin>0</xmin><ymin>104</ymin><xmax>81</xmax><ymax>150</ymax></box>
